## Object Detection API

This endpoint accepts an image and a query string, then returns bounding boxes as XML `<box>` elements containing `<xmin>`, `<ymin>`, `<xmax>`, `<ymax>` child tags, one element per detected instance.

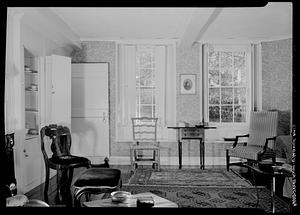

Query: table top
<box><xmin>83</xmin><ymin>192</ymin><xmax>178</xmax><ymax>207</ymax></box>
<box><xmin>167</xmin><ymin>126</ymin><xmax>216</xmax><ymax>129</ymax></box>
<box><xmin>242</xmin><ymin>162</ymin><xmax>293</xmax><ymax>177</ymax></box>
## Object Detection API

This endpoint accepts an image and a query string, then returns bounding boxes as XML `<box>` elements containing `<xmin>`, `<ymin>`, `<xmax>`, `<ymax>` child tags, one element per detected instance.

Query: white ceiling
<box><xmin>50</xmin><ymin>2</ymin><xmax>292</xmax><ymax>42</ymax></box>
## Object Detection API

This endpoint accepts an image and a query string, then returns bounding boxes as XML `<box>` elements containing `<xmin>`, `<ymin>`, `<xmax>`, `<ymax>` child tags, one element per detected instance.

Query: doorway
<box><xmin>70</xmin><ymin>63</ymin><xmax>109</xmax><ymax>164</ymax></box>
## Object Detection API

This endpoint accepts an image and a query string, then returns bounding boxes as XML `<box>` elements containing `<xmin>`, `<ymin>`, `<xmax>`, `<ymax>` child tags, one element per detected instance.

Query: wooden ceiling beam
<box><xmin>179</xmin><ymin>8</ymin><xmax>223</xmax><ymax>50</ymax></box>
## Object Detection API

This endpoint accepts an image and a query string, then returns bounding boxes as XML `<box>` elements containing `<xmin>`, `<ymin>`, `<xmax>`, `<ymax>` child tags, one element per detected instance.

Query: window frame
<box><xmin>203</xmin><ymin>44</ymin><xmax>252</xmax><ymax>126</ymax></box>
<box><xmin>116</xmin><ymin>41</ymin><xmax>177</xmax><ymax>142</ymax></box>
<box><xmin>135</xmin><ymin>46</ymin><xmax>156</xmax><ymax>118</ymax></box>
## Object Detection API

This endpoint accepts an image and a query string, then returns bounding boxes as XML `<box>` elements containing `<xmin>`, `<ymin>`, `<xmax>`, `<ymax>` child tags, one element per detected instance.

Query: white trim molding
<box><xmin>14</xmin><ymin>7</ymin><xmax>81</xmax><ymax>50</ymax></box>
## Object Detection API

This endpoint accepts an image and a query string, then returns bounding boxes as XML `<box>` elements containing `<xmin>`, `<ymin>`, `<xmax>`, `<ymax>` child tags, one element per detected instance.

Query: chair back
<box><xmin>132</xmin><ymin>117</ymin><xmax>158</xmax><ymax>143</ymax></box>
<box><xmin>40</xmin><ymin>124</ymin><xmax>72</xmax><ymax>162</ymax></box>
<box><xmin>248</xmin><ymin>111</ymin><xmax>278</xmax><ymax>148</ymax></box>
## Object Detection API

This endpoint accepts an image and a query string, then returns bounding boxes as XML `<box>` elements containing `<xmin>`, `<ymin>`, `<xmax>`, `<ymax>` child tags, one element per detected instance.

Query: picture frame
<box><xmin>180</xmin><ymin>74</ymin><xmax>196</xmax><ymax>94</ymax></box>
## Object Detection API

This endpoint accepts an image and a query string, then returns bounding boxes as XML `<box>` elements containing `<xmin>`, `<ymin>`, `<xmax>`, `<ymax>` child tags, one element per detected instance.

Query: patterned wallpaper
<box><xmin>70</xmin><ymin>39</ymin><xmax>293</xmax><ymax>157</ymax></box>
<box><xmin>261</xmin><ymin>38</ymin><xmax>292</xmax><ymax>111</ymax></box>
<box><xmin>176</xmin><ymin>43</ymin><xmax>201</xmax><ymax>126</ymax></box>
<box><xmin>71</xmin><ymin>41</ymin><xmax>203</xmax><ymax>156</ymax></box>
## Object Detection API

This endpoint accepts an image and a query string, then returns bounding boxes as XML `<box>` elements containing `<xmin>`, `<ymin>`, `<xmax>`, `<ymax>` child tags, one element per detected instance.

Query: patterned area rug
<box><xmin>126</xmin><ymin>168</ymin><xmax>252</xmax><ymax>187</ymax></box>
<box><xmin>121</xmin><ymin>185</ymin><xmax>291</xmax><ymax>213</ymax></box>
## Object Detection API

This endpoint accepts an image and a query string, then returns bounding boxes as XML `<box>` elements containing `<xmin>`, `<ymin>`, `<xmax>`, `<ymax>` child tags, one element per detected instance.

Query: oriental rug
<box><xmin>121</xmin><ymin>185</ymin><xmax>291</xmax><ymax>213</ymax></box>
<box><xmin>126</xmin><ymin>168</ymin><xmax>252</xmax><ymax>188</ymax></box>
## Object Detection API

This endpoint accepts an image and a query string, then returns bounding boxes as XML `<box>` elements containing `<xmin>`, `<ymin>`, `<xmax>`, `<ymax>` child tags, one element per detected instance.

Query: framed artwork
<box><xmin>180</xmin><ymin>74</ymin><xmax>196</xmax><ymax>94</ymax></box>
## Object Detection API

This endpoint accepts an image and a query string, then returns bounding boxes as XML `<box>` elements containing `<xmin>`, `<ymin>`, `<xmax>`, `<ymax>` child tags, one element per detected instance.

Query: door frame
<box><xmin>71</xmin><ymin>62</ymin><xmax>111</xmax><ymax>159</ymax></box>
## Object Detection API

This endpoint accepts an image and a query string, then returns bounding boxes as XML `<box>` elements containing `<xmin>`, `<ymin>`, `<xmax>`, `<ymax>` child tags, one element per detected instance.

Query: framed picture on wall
<box><xmin>180</xmin><ymin>74</ymin><xmax>196</xmax><ymax>94</ymax></box>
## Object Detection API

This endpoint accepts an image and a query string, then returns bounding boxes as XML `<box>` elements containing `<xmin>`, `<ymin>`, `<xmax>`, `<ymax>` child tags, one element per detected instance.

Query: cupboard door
<box><xmin>23</xmin><ymin>138</ymin><xmax>44</xmax><ymax>193</ymax></box>
<box><xmin>46</xmin><ymin>55</ymin><xmax>71</xmax><ymax>127</ymax></box>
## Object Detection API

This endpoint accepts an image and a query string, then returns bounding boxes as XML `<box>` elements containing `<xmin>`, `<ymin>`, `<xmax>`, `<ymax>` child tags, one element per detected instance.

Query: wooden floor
<box><xmin>24</xmin><ymin>164</ymin><xmax>288</xmax><ymax>207</ymax></box>
<box><xmin>25</xmin><ymin>164</ymin><xmax>134</xmax><ymax>206</ymax></box>
<box><xmin>24</xmin><ymin>164</ymin><xmax>228</xmax><ymax>206</ymax></box>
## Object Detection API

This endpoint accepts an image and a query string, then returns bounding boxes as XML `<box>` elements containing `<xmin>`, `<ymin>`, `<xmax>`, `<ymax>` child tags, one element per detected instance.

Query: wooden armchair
<box><xmin>226</xmin><ymin>111</ymin><xmax>278</xmax><ymax>171</ymax></box>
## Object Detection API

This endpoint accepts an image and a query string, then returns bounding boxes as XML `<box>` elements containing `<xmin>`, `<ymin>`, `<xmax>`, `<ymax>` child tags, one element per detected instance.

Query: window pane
<box><xmin>136</xmin><ymin>90</ymin><xmax>140</xmax><ymax>104</ymax></box>
<box><xmin>209</xmin><ymin>106</ymin><xmax>220</xmax><ymax>122</ymax></box>
<box><xmin>140</xmin><ymin>105</ymin><xmax>153</xmax><ymax>117</ymax></box>
<box><xmin>234</xmin><ymin>88</ymin><xmax>247</xmax><ymax>104</ymax></box>
<box><xmin>234</xmin><ymin>105</ymin><xmax>246</xmax><ymax>122</ymax></box>
<box><xmin>138</xmin><ymin>51</ymin><xmax>154</xmax><ymax>69</ymax></box>
<box><xmin>209</xmin><ymin>88</ymin><xmax>220</xmax><ymax>104</ymax></box>
<box><xmin>221</xmin><ymin>69</ymin><xmax>233</xmax><ymax>86</ymax></box>
<box><xmin>221</xmin><ymin>106</ymin><xmax>233</xmax><ymax>122</ymax></box>
<box><xmin>208</xmin><ymin>70</ymin><xmax>220</xmax><ymax>87</ymax></box>
<box><xmin>208</xmin><ymin>51</ymin><xmax>219</xmax><ymax>69</ymax></box>
<box><xmin>233</xmin><ymin>52</ymin><xmax>246</xmax><ymax>86</ymax></box>
<box><xmin>139</xmin><ymin>88</ymin><xmax>153</xmax><ymax>104</ymax></box>
<box><xmin>139</xmin><ymin>69</ymin><xmax>153</xmax><ymax>86</ymax></box>
<box><xmin>234</xmin><ymin>68</ymin><xmax>246</xmax><ymax>86</ymax></box>
<box><xmin>220</xmin><ymin>52</ymin><xmax>232</xmax><ymax>70</ymax></box>
<box><xmin>221</xmin><ymin>88</ymin><xmax>233</xmax><ymax>104</ymax></box>
<box><xmin>234</xmin><ymin>52</ymin><xmax>245</xmax><ymax>69</ymax></box>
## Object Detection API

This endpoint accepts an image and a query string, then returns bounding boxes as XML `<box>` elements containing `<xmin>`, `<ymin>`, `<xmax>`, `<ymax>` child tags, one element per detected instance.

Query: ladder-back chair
<box><xmin>130</xmin><ymin>117</ymin><xmax>160</xmax><ymax>171</ymax></box>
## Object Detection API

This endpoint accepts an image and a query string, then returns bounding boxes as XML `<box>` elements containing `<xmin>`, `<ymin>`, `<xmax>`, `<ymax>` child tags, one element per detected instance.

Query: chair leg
<box><xmin>157</xmin><ymin>149</ymin><xmax>160</xmax><ymax>171</ymax></box>
<box><xmin>226</xmin><ymin>149</ymin><xmax>230</xmax><ymax>171</ymax></box>
<box><xmin>65</xmin><ymin>168</ymin><xmax>74</xmax><ymax>206</ymax></box>
<box><xmin>56</xmin><ymin>169</ymin><xmax>62</xmax><ymax>204</ymax></box>
<box><xmin>44</xmin><ymin>165</ymin><xmax>50</xmax><ymax>203</ymax></box>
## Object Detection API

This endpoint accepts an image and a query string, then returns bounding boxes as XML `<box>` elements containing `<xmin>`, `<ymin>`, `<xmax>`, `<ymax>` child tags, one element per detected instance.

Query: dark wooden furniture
<box><xmin>73</xmin><ymin>167</ymin><xmax>122</xmax><ymax>207</ymax></box>
<box><xmin>242</xmin><ymin>161</ymin><xmax>292</xmax><ymax>214</ymax></box>
<box><xmin>40</xmin><ymin>124</ymin><xmax>91</xmax><ymax>205</ymax></box>
<box><xmin>168</xmin><ymin>125</ymin><xmax>216</xmax><ymax>169</ymax></box>
<box><xmin>226</xmin><ymin>111</ymin><xmax>278</xmax><ymax>171</ymax></box>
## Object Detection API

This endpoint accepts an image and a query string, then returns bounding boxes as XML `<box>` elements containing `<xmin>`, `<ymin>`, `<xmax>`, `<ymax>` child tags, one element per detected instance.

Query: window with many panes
<box><xmin>135</xmin><ymin>46</ymin><xmax>156</xmax><ymax>117</ymax></box>
<box><xmin>207</xmin><ymin>48</ymin><xmax>249</xmax><ymax>123</ymax></box>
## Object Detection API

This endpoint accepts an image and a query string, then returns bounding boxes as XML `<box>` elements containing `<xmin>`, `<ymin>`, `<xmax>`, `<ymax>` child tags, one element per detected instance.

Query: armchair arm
<box><xmin>263</xmin><ymin>136</ymin><xmax>277</xmax><ymax>151</ymax></box>
<box><xmin>232</xmin><ymin>134</ymin><xmax>249</xmax><ymax>148</ymax></box>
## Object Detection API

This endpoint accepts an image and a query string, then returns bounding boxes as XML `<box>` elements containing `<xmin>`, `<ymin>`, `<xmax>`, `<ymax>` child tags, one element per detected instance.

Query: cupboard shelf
<box><xmin>25</xmin><ymin>109</ymin><xmax>39</xmax><ymax>112</ymax></box>
<box><xmin>25</xmin><ymin>90</ymin><xmax>38</xmax><ymax>92</ymax></box>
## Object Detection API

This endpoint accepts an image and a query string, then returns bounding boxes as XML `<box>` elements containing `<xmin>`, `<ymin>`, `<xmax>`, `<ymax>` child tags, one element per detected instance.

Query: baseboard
<box><xmin>109</xmin><ymin>156</ymin><xmax>243</xmax><ymax>166</ymax></box>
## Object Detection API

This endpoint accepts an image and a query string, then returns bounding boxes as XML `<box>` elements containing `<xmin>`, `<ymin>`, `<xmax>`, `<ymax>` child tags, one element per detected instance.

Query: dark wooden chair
<box><xmin>40</xmin><ymin>124</ymin><xmax>91</xmax><ymax>205</ymax></box>
<box><xmin>73</xmin><ymin>167</ymin><xmax>122</xmax><ymax>207</ymax></box>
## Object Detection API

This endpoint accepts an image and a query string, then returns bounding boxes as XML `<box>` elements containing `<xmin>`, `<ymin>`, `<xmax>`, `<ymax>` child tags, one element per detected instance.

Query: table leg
<box><xmin>178</xmin><ymin>140</ymin><xmax>182</xmax><ymax>169</ymax></box>
<box><xmin>202</xmin><ymin>139</ymin><xmax>205</xmax><ymax>170</ymax></box>
<box><xmin>271</xmin><ymin>175</ymin><xmax>276</xmax><ymax>213</ymax></box>
<box><xmin>199</xmin><ymin>139</ymin><xmax>201</xmax><ymax>169</ymax></box>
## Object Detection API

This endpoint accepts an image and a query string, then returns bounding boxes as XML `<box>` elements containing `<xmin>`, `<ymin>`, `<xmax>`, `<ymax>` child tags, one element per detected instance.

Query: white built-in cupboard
<box><xmin>19</xmin><ymin>47</ymin><xmax>71</xmax><ymax>194</ymax></box>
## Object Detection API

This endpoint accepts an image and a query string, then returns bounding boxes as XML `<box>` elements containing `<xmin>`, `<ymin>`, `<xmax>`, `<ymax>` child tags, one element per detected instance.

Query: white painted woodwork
<box><xmin>45</xmin><ymin>55</ymin><xmax>72</xmax><ymax>128</ymax></box>
<box><xmin>178</xmin><ymin>8</ymin><xmax>217</xmax><ymax>50</ymax></box>
<box><xmin>50</xmin><ymin>3</ymin><xmax>292</xmax><ymax>42</ymax></box>
<box><xmin>17</xmin><ymin>7</ymin><xmax>81</xmax><ymax>50</ymax></box>
<box><xmin>71</xmin><ymin>63</ymin><xmax>110</xmax><ymax>164</ymax></box>
<box><xmin>22</xmin><ymin>137</ymin><xmax>44</xmax><ymax>193</ymax></box>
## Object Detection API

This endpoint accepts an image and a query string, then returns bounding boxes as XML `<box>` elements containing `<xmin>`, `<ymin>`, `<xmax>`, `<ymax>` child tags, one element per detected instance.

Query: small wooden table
<box><xmin>168</xmin><ymin>125</ymin><xmax>216</xmax><ymax>169</ymax></box>
<box><xmin>83</xmin><ymin>192</ymin><xmax>178</xmax><ymax>207</ymax></box>
<box><xmin>242</xmin><ymin>162</ymin><xmax>293</xmax><ymax>214</ymax></box>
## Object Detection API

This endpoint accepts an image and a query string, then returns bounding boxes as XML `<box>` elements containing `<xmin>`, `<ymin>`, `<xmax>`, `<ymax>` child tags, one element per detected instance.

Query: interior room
<box><xmin>2</xmin><ymin>2</ymin><xmax>295</xmax><ymax>213</ymax></box>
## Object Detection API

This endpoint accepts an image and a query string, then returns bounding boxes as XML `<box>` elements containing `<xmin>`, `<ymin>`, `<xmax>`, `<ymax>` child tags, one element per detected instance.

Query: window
<box><xmin>208</xmin><ymin>50</ymin><xmax>248</xmax><ymax>123</ymax></box>
<box><xmin>204</xmin><ymin>44</ymin><xmax>252</xmax><ymax>125</ymax></box>
<box><xmin>202</xmin><ymin>44</ymin><xmax>258</xmax><ymax>140</ymax></box>
<box><xmin>116</xmin><ymin>43</ymin><xmax>176</xmax><ymax>141</ymax></box>
<box><xmin>135</xmin><ymin>46</ymin><xmax>156</xmax><ymax>117</ymax></box>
